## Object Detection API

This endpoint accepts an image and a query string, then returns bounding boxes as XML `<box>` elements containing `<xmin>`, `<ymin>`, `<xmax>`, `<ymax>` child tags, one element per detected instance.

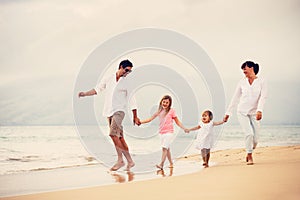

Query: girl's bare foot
<box><xmin>156</xmin><ymin>164</ymin><xmax>163</xmax><ymax>170</ymax></box>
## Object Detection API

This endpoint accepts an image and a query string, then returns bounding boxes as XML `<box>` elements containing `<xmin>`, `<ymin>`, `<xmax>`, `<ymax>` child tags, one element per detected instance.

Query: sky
<box><xmin>0</xmin><ymin>0</ymin><xmax>300</xmax><ymax>125</ymax></box>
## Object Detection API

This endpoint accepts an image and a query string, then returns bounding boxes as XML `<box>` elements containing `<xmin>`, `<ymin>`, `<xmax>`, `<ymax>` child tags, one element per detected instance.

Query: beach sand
<box><xmin>2</xmin><ymin>145</ymin><xmax>300</xmax><ymax>200</ymax></box>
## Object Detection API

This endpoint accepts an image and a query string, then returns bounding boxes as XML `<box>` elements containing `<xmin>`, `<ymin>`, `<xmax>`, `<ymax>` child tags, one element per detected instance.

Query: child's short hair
<box><xmin>203</xmin><ymin>110</ymin><xmax>213</xmax><ymax>120</ymax></box>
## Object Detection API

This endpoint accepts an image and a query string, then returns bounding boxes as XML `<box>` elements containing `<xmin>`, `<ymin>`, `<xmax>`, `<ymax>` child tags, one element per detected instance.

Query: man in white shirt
<box><xmin>78</xmin><ymin>60</ymin><xmax>141</xmax><ymax>171</ymax></box>
<box><xmin>224</xmin><ymin>61</ymin><xmax>267</xmax><ymax>165</ymax></box>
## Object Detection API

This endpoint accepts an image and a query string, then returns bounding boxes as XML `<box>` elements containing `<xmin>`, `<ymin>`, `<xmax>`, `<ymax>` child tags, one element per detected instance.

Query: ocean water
<box><xmin>0</xmin><ymin>125</ymin><xmax>299</xmax><ymax>175</ymax></box>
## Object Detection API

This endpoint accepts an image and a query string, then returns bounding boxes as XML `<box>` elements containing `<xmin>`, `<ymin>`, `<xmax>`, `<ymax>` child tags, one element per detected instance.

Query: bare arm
<box><xmin>185</xmin><ymin>125</ymin><xmax>201</xmax><ymax>133</ymax></box>
<box><xmin>174</xmin><ymin>117</ymin><xmax>188</xmax><ymax>131</ymax></box>
<box><xmin>213</xmin><ymin>120</ymin><xmax>225</xmax><ymax>126</ymax></box>
<box><xmin>78</xmin><ymin>89</ymin><xmax>97</xmax><ymax>97</ymax></box>
<box><xmin>141</xmin><ymin>112</ymin><xmax>158</xmax><ymax>124</ymax></box>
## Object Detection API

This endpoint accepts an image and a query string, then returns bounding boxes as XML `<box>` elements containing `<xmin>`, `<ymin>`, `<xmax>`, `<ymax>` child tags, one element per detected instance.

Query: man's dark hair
<box><xmin>119</xmin><ymin>59</ymin><xmax>133</xmax><ymax>69</ymax></box>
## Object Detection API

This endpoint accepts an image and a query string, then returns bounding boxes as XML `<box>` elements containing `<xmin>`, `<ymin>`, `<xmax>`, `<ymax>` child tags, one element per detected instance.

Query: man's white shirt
<box><xmin>94</xmin><ymin>73</ymin><xmax>137</xmax><ymax>117</ymax></box>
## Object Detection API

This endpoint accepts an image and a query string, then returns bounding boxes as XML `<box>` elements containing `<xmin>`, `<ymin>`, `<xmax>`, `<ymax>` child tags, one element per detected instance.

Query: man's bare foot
<box><xmin>110</xmin><ymin>161</ymin><xmax>125</xmax><ymax>171</ymax></box>
<box><xmin>125</xmin><ymin>162</ymin><xmax>135</xmax><ymax>171</ymax></box>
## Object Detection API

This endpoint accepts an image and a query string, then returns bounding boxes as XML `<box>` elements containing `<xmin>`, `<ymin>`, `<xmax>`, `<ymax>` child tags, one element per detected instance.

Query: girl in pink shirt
<box><xmin>141</xmin><ymin>95</ymin><xmax>187</xmax><ymax>170</ymax></box>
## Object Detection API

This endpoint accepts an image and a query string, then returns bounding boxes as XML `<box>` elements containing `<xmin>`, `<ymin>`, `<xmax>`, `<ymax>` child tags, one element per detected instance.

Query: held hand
<box><xmin>256</xmin><ymin>111</ymin><xmax>262</xmax><ymax>120</ymax></box>
<box><xmin>78</xmin><ymin>92</ymin><xmax>85</xmax><ymax>98</ymax></box>
<box><xmin>223</xmin><ymin>115</ymin><xmax>229</xmax><ymax>122</ymax></box>
<box><xmin>133</xmin><ymin>117</ymin><xmax>141</xmax><ymax>126</ymax></box>
<box><xmin>184</xmin><ymin>129</ymin><xmax>190</xmax><ymax>134</ymax></box>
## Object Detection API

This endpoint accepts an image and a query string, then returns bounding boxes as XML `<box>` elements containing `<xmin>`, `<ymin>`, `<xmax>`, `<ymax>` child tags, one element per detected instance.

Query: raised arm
<box><xmin>213</xmin><ymin>120</ymin><xmax>225</xmax><ymax>126</ymax></box>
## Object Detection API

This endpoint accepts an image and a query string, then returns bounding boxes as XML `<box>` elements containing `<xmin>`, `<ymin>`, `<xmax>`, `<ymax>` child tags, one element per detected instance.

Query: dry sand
<box><xmin>2</xmin><ymin>145</ymin><xmax>300</xmax><ymax>200</ymax></box>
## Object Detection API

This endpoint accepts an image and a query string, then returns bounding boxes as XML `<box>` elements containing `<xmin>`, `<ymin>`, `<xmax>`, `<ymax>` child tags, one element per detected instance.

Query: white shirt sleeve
<box><xmin>129</xmin><ymin>94</ymin><xmax>138</xmax><ymax>111</ymax></box>
<box><xmin>94</xmin><ymin>76</ymin><xmax>108</xmax><ymax>94</ymax></box>
<box><xmin>226</xmin><ymin>80</ymin><xmax>242</xmax><ymax>116</ymax></box>
<box><xmin>257</xmin><ymin>78</ymin><xmax>268</xmax><ymax>112</ymax></box>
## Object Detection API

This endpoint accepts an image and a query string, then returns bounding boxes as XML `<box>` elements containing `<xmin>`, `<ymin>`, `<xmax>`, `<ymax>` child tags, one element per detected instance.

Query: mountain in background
<box><xmin>0</xmin><ymin>76</ymin><xmax>299</xmax><ymax>126</ymax></box>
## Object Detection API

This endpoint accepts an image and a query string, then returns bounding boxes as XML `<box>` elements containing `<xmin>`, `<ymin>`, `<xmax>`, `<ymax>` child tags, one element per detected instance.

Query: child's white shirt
<box><xmin>195</xmin><ymin>121</ymin><xmax>214</xmax><ymax>149</ymax></box>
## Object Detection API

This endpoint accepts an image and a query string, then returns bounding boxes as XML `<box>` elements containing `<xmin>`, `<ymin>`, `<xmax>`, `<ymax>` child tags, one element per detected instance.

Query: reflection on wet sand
<box><xmin>108</xmin><ymin>160</ymin><xmax>202</xmax><ymax>184</ymax></box>
<box><xmin>156</xmin><ymin>167</ymin><xmax>173</xmax><ymax>177</ymax></box>
<box><xmin>110</xmin><ymin>171</ymin><xmax>134</xmax><ymax>183</ymax></box>
<box><xmin>110</xmin><ymin>167</ymin><xmax>174</xmax><ymax>183</ymax></box>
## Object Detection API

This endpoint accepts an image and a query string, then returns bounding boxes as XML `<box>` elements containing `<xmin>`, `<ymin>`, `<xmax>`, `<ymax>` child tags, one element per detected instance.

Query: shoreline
<box><xmin>1</xmin><ymin>145</ymin><xmax>300</xmax><ymax>200</ymax></box>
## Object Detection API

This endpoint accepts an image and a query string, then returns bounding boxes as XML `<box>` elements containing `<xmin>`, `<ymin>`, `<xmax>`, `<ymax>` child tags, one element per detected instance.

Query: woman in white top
<box><xmin>224</xmin><ymin>61</ymin><xmax>267</xmax><ymax>165</ymax></box>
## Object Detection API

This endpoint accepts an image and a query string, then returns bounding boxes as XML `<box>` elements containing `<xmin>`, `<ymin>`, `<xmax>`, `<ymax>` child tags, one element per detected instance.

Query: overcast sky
<box><xmin>0</xmin><ymin>0</ymin><xmax>300</xmax><ymax>125</ymax></box>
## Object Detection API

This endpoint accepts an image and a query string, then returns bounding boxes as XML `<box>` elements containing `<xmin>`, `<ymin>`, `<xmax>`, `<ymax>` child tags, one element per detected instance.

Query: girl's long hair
<box><xmin>158</xmin><ymin>95</ymin><xmax>172</xmax><ymax>114</ymax></box>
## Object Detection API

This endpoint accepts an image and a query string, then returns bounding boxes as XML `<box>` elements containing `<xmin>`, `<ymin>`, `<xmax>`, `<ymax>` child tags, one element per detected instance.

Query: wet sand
<box><xmin>2</xmin><ymin>146</ymin><xmax>300</xmax><ymax>200</ymax></box>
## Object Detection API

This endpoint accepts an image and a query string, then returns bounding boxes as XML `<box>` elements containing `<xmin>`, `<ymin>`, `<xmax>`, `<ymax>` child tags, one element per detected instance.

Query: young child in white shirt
<box><xmin>186</xmin><ymin>110</ymin><xmax>225</xmax><ymax>168</ymax></box>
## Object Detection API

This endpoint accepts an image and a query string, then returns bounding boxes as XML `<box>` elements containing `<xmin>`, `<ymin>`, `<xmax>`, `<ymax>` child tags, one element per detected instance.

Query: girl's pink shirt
<box><xmin>158</xmin><ymin>108</ymin><xmax>176</xmax><ymax>134</ymax></box>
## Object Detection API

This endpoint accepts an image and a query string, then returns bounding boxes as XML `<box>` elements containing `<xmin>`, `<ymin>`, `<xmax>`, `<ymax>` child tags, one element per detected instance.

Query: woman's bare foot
<box><xmin>169</xmin><ymin>163</ymin><xmax>174</xmax><ymax>168</ymax></box>
<box><xmin>246</xmin><ymin>154</ymin><xmax>254</xmax><ymax>165</ymax></box>
<box><xmin>110</xmin><ymin>161</ymin><xmax>125</xmax><ymax>171</ymax></box>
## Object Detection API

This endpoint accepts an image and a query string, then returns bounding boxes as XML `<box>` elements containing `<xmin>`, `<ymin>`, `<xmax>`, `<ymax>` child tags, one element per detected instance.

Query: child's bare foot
<box><xmin>110</xmin><ymin>161</ymin><xmax>125</xmax><ymax>171</ymax></box>
<box><xmin>125</xmin><ymin>162</ymin><xmax>135</xmax><ymax>171</ymax></box>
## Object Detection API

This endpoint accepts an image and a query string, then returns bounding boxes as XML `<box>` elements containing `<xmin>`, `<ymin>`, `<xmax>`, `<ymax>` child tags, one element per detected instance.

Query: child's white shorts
<box><xmin>160</xmin><ymin>133</ymin><xmax>174</xmax><ymax>149</ymax></box>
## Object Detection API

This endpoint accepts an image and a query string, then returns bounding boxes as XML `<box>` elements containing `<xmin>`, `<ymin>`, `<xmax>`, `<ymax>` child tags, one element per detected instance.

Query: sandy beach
<box><xmin>2</xmin><ymin>145</ymin><xmax>300</xmax><ymax>200</ymax></box>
